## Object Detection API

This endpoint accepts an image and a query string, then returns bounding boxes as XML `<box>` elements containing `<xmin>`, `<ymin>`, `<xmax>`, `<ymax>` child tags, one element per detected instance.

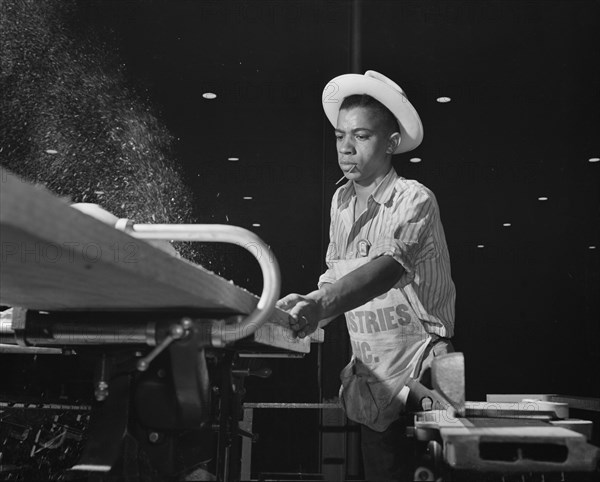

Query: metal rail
<box><xmin>119</xmin><ymin>223</ymin><xmax>281</xmax><ymax>346</ymax></box>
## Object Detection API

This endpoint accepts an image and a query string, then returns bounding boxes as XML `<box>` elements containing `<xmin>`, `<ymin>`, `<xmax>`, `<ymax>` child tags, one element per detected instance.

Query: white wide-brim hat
<box><xmin>322</xmin><ymin>70</ymin><xmax>423</xmax><ymax>154</ymax></box>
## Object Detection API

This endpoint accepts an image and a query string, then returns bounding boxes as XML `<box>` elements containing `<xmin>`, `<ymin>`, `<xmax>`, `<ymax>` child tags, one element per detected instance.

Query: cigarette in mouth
<box><xmin>335</xmin><ymin>165</ymin><xmax>356</xmax><ymax>185</ymax></box>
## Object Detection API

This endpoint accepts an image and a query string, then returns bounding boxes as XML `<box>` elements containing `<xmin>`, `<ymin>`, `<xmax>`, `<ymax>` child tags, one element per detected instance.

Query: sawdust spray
<box><xmin>0</xmin><ymin>0</ymin><xmax>214</xmax><ymax>266</ymax></box>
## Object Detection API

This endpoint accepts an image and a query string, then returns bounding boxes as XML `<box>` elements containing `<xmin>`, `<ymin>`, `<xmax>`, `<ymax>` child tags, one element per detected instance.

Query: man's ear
<box><xmin>387</xmin><ymin>132</ymin><xmax>401</xmax><ymax>154</ymax></box>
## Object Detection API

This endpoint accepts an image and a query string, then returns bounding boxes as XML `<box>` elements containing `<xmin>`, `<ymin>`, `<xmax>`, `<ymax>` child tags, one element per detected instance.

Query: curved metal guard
<box><xmin>121</xmin><ymin>223</ymin><xmax>281</xmax><ymax>347</ymax></box>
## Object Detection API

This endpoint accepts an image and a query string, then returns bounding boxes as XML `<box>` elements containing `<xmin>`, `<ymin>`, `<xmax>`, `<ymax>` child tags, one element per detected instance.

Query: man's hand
<box><xmin>277</xmin><ymin>256</ymin><xmax>405</xmax><ymax>338</ymax></box>
<box><xmin>277</xmin><ymin>294</ymin><xmax>321</xmax><ymax>338</ymax></box>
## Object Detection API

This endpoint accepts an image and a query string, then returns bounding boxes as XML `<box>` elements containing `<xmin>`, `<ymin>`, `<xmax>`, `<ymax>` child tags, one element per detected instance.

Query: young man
<box><xmin>278</xmin><ymin>70</ymin><xmax>456</xmax><ymax>481</ymax></box>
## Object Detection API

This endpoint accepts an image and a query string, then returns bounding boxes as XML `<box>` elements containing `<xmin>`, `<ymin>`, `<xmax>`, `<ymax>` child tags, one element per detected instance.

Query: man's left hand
<box><xmin>276</xmin><ymin>294</ymin><xmax>321</xmax><ymax>338</ymax></box>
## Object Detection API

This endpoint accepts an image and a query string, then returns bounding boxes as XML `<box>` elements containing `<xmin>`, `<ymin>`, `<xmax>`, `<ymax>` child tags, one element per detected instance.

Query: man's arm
<box><xmin>277</xmin><ymin>255</ymin><xmax>405</xmax><ymax>337</ymax></box>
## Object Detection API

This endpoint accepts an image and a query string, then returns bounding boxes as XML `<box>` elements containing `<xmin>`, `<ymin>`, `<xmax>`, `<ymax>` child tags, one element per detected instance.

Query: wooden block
<box><xmin>432</xmin><ymin>352</ymin><xmax>465</xmax><ymax>412</ymax></box>
<box><xmin>245</xmin><ymin>322</ymin><xmax>312</xmax><ymax>354</ymax></box>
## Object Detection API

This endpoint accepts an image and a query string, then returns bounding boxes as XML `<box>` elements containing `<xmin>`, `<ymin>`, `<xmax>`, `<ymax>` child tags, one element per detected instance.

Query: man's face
<box><xmin>335</xmin><ymin>106</ymin><xmax>397</xmax><ymax>186</ymax></box>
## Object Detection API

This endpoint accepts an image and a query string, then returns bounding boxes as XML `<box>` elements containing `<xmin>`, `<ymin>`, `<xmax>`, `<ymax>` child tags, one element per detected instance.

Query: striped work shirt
<box><xmin>318</xmin><ymin>167</ymin><xmax>456</xmax><ymax>337</ymax></box>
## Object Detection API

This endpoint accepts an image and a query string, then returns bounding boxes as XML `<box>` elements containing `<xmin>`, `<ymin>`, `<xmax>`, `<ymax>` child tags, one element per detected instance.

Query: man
<box><xmin>278</xmin><ymin>70</ymin><xmax>456</xmax><ymax>481</ymax></box>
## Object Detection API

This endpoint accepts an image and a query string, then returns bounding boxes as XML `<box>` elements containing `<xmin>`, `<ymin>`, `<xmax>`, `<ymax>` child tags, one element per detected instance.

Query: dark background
<box><xmin>2</xmin><ymin>0</ymin><xmax>599</xmax><ymax>477</ymax></box>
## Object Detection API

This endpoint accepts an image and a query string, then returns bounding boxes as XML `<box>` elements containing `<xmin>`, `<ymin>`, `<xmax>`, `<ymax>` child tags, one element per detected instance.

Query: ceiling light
<box><xmin>252</xmin><ymin>223</ymin><xmax>261</xmax><ymax>227</ymax></box>
<box><xmin>227</xmin><ymin>157</ymin><xmax>239</xmax><ymax>161</ymax></box>
<box><xmin>477</xmin><ymin>244</ymin><xmax>485</xmax><ymax>248</ymax></box>
<box><xmin>589</xmin><ymin>157</ymin><xmax>599</xmax><ymax>163</ymax></box>
<box><xmin>503</xmin><ymin>223</ymin><xmax>511</xmax><ymax>227</ymax></box>
<box><xmin>409</xmin><ymin>157</ymin><xmax>422</xmax><ymax>163</ymax></box>
<box><xmin>45</xmin><ymin>149</ymin><xmax>58</xmax><ymax>154</ymax></box>
<box><xmin>436</xmin><ymin>96</ymin><xmax>451</xmax><ymax>103</ymax></box>
<box><xmin>202</xmin><ymin>92</ymin><xmax>217</xmax><ymax>99</ymax></box>
<box><xmin>243</xmin><ymin>196</ymin><xmax>253</xmax><ymax>200</ymax></box>
<box><xmin>538</xmin><ymin>197</ymin><xmax>548</xmax><ymax>201</ymax></box>
<box><xmin>589</xmin><ymin>245</ymin><xmax>597</xmax><ymax>250</ymax></box>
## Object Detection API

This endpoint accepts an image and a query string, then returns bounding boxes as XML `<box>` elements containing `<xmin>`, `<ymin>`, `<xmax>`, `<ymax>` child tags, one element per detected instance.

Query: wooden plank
<box><xmin>0</xmin><ymin>168</ymin><xmax>323</xmax><ymax>351</ymax></box>
<box><xmin>246</xmin><ymin>322</ymin><xmax>320</xmax><ymax>354</ymax></box>
<box><xmin>1</xmin><ymin>168</ymin><xmax>261</xmax><ymax>313</ymax></box>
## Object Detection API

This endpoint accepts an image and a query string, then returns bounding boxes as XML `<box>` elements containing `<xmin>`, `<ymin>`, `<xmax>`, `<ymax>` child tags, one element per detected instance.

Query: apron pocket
<box><xmin>339</xmin><ymin>360</ymin><xmax>409</xmax><ymax>432</ymax></box>
<box><xmin>339</xmin><ymin>359</ymin><xmax>379</xmax><ymax>427</ymax></box>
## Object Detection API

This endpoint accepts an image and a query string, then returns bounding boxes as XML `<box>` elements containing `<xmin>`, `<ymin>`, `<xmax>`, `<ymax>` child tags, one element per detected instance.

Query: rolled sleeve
<box><xmin>318</xmin><ymin>268</ymin><xmax>336</xmax><ymax>288</ymax></box>
<box><xmin>369</xmin><ymin>237</ymin><xmax>417</xmax><ymax>285</ymax></box>
<box><xmin>369</xmin><ymin>187</ymin><xmax>436</xmax><ymax>287</ymax></box>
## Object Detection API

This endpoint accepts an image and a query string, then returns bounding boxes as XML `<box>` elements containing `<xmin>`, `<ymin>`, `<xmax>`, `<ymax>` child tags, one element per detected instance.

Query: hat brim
<box><xmin>322</xmin><ymin>74</ymin><xmax>423</xmax><ymax>154</ymax></box>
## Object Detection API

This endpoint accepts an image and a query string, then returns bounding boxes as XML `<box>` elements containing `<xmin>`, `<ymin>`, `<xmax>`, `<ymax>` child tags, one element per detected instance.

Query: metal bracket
<box><xmin>136</xmin><ymin>317</ymin><xmax>192</xmax><ymax>372</ymax></box>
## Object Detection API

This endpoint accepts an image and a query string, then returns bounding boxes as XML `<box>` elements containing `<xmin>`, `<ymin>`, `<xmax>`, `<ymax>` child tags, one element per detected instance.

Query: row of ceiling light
<box><xmin>205</xmin><ymin>92</ymin><xmax>597</xmax><ymax>248</ymax></box>
<box><xmin>223</xmin><ymin>153</ymin><xmax>597</xmax><ymax>241</ymax></box>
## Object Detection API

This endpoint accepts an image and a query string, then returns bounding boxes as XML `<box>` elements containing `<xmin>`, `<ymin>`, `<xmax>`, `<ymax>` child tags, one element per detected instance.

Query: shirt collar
<box><xmin>337</xmin><ymin>167</ymin><xmax>400</xmax><ymax>208</ymax></box>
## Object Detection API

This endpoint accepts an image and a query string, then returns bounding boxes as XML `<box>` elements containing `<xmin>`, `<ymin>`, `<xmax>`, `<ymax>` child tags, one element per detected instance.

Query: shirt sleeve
<box><xmin>369</xmin><ymin>185</ymin><xmax>438</xmax><ymax>287</ymax></box>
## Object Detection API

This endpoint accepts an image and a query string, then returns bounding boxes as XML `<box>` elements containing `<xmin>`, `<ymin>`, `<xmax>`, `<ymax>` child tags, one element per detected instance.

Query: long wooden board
<box><xmin>0</xmin><ymin>168</ymin><xmax>322</xmax><ymax>352</ymax></box>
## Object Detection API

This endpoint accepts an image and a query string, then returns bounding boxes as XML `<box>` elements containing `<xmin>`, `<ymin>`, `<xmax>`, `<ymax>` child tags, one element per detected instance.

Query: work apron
<box><xmin>333</xmin><ymin>257</ymin><xmax>431</xmax><ymax>432</ymax></box>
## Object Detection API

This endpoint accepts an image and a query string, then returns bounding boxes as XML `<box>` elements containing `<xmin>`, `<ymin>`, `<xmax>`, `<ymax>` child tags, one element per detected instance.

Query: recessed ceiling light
<box><xmin>503</xmin><ymin>223</ymin><xmax>511</xmax><ymax>227</ymax></box>
<box><xmin>252</xmin><ymin>223</ymin><xmax>261</xmax><ymax>227</ymax></box>
<box><xmin>243</xmin><ymin>196</ymin><xmax>253</xmax><ymax>200</ymax></box>
<box><xmin>477</xmin><ymin>244</ymin><xmax>485</xmax><ymax>248</ymax></box>
<box><xmin>227</xmin><ymin>157</ymin><xmax>239</xmax><ymax>161</ymax></box>
<box><xmin>589</xmin><ymin>157</ymin><xmax>599</xmax><ymax>163</ymax></box>
<box><xmin>45</xmin><ymin>149</ymin><xmax>58</xmax><ymax>154</ymax></box>
<box><xmin>202</xmin><ymin>92</ymin><xmax>217</xmax><ymax>99</ymax></box>
<box><xmin>589</xmin><ymin>245</ymin><xmax>597</xmax><ymax>250</ymax></box>
<box><xmin>409</xmin><ymin>157</ymin><xmax>422</xmax><ymax>163</ymax></box>
<box><xmin>436</xmin><ymin>96</ymin><xmax>451</xmax><ymax>103</ymax></box>
<box><xmin>538</xmin><ymin>197</ymin><xmax>548</xmax><ymax>201</ymax></box>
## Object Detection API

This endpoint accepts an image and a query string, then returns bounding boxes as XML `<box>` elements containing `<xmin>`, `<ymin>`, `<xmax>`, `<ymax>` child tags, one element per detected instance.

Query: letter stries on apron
<box><xmin>333</xmin><ymin>257</ymin><xmax>430</xmax><ymax>432</ymax></box>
